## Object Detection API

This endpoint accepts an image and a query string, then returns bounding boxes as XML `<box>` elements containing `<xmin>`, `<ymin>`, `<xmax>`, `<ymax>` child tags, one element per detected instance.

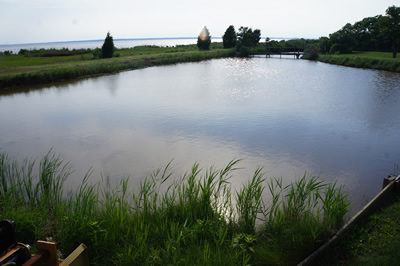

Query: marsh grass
<box><xmin>0</xmin><ymin>152</ymin><xmax>349</xmax><ymax>265</ymax></box>
<box><xmin>317</xmin><ymin>52</ymin><xmax>400</xmax><ymax>72</ymax></box>
<box><xmin>0</xmin><ymin>45</ymin><xmax>234</xmax><ymax>89</ymax></box>
<box><xmin>256</xmin><ymin>175</ymin><xmax>350</xmax><ymax>264</ymax></box>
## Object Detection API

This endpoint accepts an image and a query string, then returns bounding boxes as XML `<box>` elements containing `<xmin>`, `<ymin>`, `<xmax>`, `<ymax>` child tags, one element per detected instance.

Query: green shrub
<box><xmin>238</xmin><ymin>46</ymin><xmax>250</xmax><ymax>57</ymax></box>
<box><xmin>330</xmin><ymin>43</ymin><xmax>352</xmax><ymax>54</ymax></box>
<box><xmin>303</xmin><ymin>45</ymin><xmax>320</xmax><ymax>60</ymax></box>
<box><xmin>91</xmin><ymin>48</ymin><xmax>101</xmax><ymax>59</ymax></box>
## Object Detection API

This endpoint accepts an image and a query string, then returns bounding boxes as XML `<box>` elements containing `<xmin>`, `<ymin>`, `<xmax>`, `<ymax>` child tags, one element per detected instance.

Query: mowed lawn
<box><xmin>350</xmin><ymin>51</ymin><xmax>400</xmax><ymax>59</ymax></box>
<box><xmin>318</xmin><ymin>50</ymin><xmax>400</xmax><ymax>72</ymax></box>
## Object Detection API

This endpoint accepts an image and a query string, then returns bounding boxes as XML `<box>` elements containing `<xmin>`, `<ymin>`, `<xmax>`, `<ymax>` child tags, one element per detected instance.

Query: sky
<box><xmin>0</xmin><ymin>0</ymin><xmax>397</xmax><ymax>45</ymax></box>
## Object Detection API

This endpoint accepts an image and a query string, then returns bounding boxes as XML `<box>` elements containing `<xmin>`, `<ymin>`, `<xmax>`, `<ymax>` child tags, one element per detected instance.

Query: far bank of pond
<box><xmin>0</xmin><ymin>44</ymin><xmax>234</xmax><ymax>89</ymax></box>
<box><xmin>2</xmin><ymin>42</ymin><xmax>400</xmax><ymax>90</ymax></box>
<box><xmin>311</xmin><ymin>51</ymin><xmax>400</xmax><ymax>73</ymax></box>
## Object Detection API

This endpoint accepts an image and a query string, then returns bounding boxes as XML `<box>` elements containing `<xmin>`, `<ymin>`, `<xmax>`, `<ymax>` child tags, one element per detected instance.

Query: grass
<box><xmin>315</xmin><ymin>195</ymin><xmax>400</xmax><ymax>265</ymax></box>
<box><xmin>0</xmin><ymin>151</ymin><xmax>349</xmax><ymax>265</ymax></box>
<box><xmin>254</xmin><ymin>176</ymin><xmax>349</xmax><ymax>265</ymax></box>
<box><xmin>0</xmin><ymin>43</ymin><xmax>234</xmax><ymax>89</ymax></box>
<box><xmin>315</xmin><ymin>51</ymin><xmax>400</xmax><ymax>72</ymax></box>
<box><xmin>3</xmin><ymin>46</ymin><xmax>398</xmax><ymax>89</ymax></box>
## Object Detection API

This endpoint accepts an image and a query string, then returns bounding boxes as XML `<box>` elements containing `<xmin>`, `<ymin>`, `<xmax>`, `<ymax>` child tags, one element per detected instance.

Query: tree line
<box><xmin>196</xmin><ymin>25</ymin><xmax>262</xmax><ymax>55</ymax></box>
<box><xmin>319</xmin><ymin>5</ymin><xmax>400</xmax><ymax>58</ymax></box>
<box><xmin>220</xmin><ymin>25</ymin><xmax>317</xmax><ymax>56</ymax></box>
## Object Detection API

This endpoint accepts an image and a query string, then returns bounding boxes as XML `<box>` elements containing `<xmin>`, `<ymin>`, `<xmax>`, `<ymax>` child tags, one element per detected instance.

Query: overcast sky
<box><xmin>0</xmin><ymin>0</ymin><xmax>396</xmax><ymax>44</ymax></box>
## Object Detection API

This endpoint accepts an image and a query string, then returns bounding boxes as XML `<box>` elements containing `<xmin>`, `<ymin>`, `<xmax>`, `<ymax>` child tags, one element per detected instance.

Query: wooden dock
<box><xmin>250</xmin><ymin>47</ymin><xmax>304</xmax><ymax>59</ymax></box>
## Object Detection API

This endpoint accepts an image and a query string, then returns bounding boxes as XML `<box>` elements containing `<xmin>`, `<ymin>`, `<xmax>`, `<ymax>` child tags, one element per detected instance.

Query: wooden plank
<box><xmin>61</xmin><ymin>244</ymin><xmax>89</xmax><ymax>266</ymax></box>
<box><xmin>23</xmin><ymin>241</ymin><xmax>59</xmax><ymax>266</ymax></box>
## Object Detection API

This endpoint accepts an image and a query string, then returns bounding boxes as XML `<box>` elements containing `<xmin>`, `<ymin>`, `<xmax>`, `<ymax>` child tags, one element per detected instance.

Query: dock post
<box><xmin>383</xmin><ymin>175</ymin><xmax>395</xmax><ymax>189</ymax></box>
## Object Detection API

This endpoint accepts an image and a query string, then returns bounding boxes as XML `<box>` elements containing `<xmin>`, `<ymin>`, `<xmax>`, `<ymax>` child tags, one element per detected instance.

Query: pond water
<box><xmin>1</xmin><ymin>57</ymin><xmax>400</xmax><ymax>214</ymax></box>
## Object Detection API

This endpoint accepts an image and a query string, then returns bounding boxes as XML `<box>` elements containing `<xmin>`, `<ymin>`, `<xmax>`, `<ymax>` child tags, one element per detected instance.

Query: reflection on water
<box><xmin>1</xmin><ymin>58</ymin><xmax>400</xmax><ymax>214</ymax></box>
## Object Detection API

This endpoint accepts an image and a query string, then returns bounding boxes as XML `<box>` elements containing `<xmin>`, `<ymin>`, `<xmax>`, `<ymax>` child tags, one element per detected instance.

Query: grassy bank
<box><xmin>315</xmin><ymin>51</ymin><xmax>400</xmax><ymax>72</ymax></box>
<box><xmin>0</xmin><ymin>151</ymin><xmax>349</xmax><ymax>265</ymax></box>
<box><xmin>316</xmin><ymin>195</ymin><xmax>400</xmax><ymax>265</ymax></box>
<box><xmin>0</xmin><ymin>44</ymin><xmax>234</xmax><ymax>89</ymax></box>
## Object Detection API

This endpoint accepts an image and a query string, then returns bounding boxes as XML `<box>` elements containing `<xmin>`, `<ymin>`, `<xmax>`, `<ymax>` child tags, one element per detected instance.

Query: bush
<box><xmin>238</xmin><ymin>46</ymin><xmax>250</xmax><ymax>57</ymax></box>
<box><xmin>303</xmin><ymin>45</ymin><xmax>320</xmax><ymax>60</ymax></box>
<box><xmin>329</xmin><ymin>43</ymin><xmax>352</xmax><ymax>54</ymax></box>
<box><xmin>18</xmin><ymin>49</ymin><xmax>28</xmax><ymax>55</ymax></box>
<box><xmin>91</xmin><ymin>48</ymin><xmax>101</xmax><ymax>59</ymax></box>
<box><xmin>2</xmin><ymin>50</ymin><xmax>13</xmax><ymax>55</ymax></box>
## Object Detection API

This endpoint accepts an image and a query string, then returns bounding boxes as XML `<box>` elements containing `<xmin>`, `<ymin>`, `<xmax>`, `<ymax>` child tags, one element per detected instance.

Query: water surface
<box><xmin>1</xmin><ymin>57</ymin><xmax>400</xmax><ymax>213</ymax></box>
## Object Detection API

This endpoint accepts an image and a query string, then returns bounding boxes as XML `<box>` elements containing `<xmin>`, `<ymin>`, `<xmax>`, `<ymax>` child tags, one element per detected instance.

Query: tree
<box><xmin>101</xmin><ymin>32</ymin><xmax>115</xmax><ymax>58</ymax></box>
<box><xmin>320</xmin><ymin>5</ymin><xmax>400</xmax><ymax>55</ymax></box>
<box><xmin>319</xmin><ymin>37</ymin><xmax>331</xmax><ymax>54</ymax></box>
<box><xmin>352</xmin><ymin>16</ymin><xmax>380</xmax><ymax>50</ymax></box>
<box><xmin>253</xmin><ymin>29</ymin><xmax>261</xmax><ymax>45</ymax></box>
<box><xmin>222</xmin><ymin>25</ymin><xmax>237</xmax><ymax>48</ymax></box>
<box><xmin>329</xmin><ymin>23</ymin><xmax>355</xmax><ymax>54</ymax></box>
<box><xmin>237</xmin><ymin>27</ymin><xmax>261</xmax><ymax>48</ymax></box>
<box><xmin>385</xmin><ymin>5</ymin><xmax>400</xmax><ymax>58</ymax></box>
<box><xmin>197</xmin><ymin>26</ymin><xmax>211</xmax><ymax>50</ymax></box>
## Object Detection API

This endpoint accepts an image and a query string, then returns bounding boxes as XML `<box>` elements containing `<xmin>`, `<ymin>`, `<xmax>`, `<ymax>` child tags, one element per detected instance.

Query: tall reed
<box><xmin>256</xmin><ymin>174</ymin><xmax>349</xmax><ymax>265</ymax></box>
<box><xmin>0</xmin><ymin>151</ymin><xmax>350</xmax><ymax>265</ymax></box>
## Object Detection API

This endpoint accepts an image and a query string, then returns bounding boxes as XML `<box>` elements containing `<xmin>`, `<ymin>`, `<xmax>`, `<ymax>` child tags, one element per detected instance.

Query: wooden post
<box><xmin>61</xmin><ymin>244</ymin><xmax>89</xmax><ymax>266</ymax></box>
<box><xmin>23</xmin><ymin>241</ymin><xmax>59</xmax><ymax>266</ymax></box>
<box><xmin>382</xmin><ymin>175</ymin><xmax>395</xmax><ymax>189</ymax></box>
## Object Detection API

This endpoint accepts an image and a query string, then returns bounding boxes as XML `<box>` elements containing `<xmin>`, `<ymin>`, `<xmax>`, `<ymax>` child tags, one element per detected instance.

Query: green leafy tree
<box><xmin>303</xmin><ymin>45</ymin><xmax>319</xmax><ymax>60</ymax></box>
<box><xmin>376</xmin><ymin>15</ymin><xmax>392</xmax><ymax>51</ymax></box>
<box><xmin>352</xmin><ymin>16</ymin><xmax>381</xmax><ymax>50</ymax></box>
<box><xmin>329</xmin><ymin>23</ymin><xmax>355</xmax><ymax>54</ymax></box>
<box><xmin>321</xmin><ymin>5</ymin><xmax>400</xmax><ymax>54</ymax></box>
<box><xmin>101</xmin><ymin>32</ymin><xmax>115</xmax><ymax>58</ymax></box>
<box><xmin>319</xmin><ymin>37</ymin><xmax>331</xmax><ymax>54</ymax></box>
<box><xmin>237</xmin><ymin>27</ymin><xmax>261</xmax><ymax>48</ymax></box>
<box><xmin>385</xmin><ymin>5</ymin><xmax>400</xmax><ymax>58</ymax></box>
<box><xmin>253</xmin><ymin>29</ymin><xmax>261</xmax><ymax>45</ymax></box>
<box><xmin>222</xmin><ymin>25</ymin><xmax>237</xmax><ymax>48</ymax></box>
<box><xmin>197</xmin><ymin>26</ymin><xmax>211</xmax><ymax>50</ymax></box>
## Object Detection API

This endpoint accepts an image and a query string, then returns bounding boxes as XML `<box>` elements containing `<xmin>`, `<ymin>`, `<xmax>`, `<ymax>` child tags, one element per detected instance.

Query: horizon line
<box><xmin>0</xmin><ymin>36</ymin><xmax>310</xmax><ymax>47</ymax></box>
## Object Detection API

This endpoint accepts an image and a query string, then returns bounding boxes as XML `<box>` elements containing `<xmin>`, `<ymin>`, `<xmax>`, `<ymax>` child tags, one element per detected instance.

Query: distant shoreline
<box><xmin>0</xmin><ymin>38</ymin><xmax>202</xmax><ymax>54</ymax></box>
<box><xmin>0</xmin><ymin>37</ymin><xmax>201</xmax><ymax>47</ymax></box>
<box><xmin>0</xmin><ymin>36</ymin><xmax>303</xmax><ymax>47</ymax></box>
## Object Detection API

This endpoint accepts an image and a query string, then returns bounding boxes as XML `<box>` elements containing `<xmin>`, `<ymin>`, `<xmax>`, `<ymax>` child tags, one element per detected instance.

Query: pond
<box><xmin>1</xmin><ymin>57</ymin><xmax>400</xmax><ymax>213</ymax></box>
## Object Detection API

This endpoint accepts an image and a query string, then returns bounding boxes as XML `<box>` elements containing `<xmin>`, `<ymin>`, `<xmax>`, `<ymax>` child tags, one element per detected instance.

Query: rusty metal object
<box><xmin>0</xmin><ymin>220</ymin><xmax>31</xmax><ymax>266</ymax></box>
<box><xmin>1</xmin><ymin>220</ymin><xmax>88</xmax><ymax>266</ymax></box>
